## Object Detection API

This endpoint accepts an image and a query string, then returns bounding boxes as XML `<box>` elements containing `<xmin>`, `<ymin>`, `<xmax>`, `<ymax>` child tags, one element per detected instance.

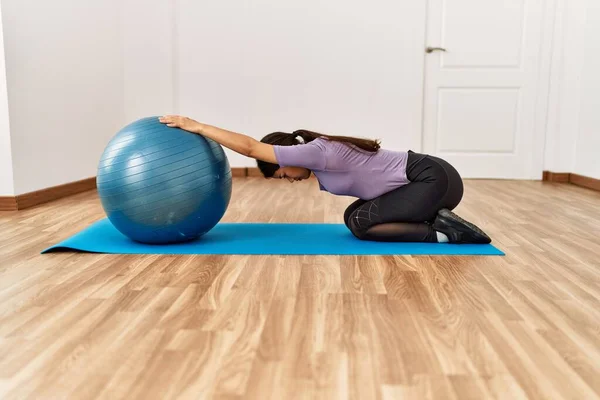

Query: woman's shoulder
<box><xmin>306</xmin><ymin>137</ymin><xmax>330</xmax><ymax>149</ymax></box>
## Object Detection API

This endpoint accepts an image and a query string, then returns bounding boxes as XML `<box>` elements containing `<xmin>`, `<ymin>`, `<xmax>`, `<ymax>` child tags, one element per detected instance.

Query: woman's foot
<box><xmin>432</xmin><ymin>209</ymin><xmax>492</xmax><ymax>244</ymax></box>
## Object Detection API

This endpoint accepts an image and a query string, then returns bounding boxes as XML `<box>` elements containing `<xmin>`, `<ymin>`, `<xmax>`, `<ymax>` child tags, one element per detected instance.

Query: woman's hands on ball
<box><xmin>159</xmin><ymin>115</ymin><xmax>204</xmax><ymax>134</ymax></box>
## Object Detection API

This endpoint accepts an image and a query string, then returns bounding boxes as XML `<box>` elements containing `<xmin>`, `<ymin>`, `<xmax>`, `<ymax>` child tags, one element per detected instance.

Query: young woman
<box><xmin>159</xmin><ymin>115</ymin><xmax>492</xmax><ymax>244</ymax></box>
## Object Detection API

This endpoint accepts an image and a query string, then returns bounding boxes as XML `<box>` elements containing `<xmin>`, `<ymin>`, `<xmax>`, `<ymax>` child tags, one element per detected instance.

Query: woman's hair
<box><xmin>256</xmin><ymin>129</ymin><xmax>381</xmax><ymax>178</ymax></box>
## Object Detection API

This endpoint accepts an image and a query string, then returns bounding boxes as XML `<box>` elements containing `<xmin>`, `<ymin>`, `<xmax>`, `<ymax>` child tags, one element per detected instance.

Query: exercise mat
<box><xmin>42</xmin><ymin>218</ymin><xmax>504</xmax><ymax>256</ymax></box>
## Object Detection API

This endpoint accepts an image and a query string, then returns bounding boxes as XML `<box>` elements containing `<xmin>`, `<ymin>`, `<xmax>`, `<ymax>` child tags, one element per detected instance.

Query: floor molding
<box><xmin>231</xmin><ymin>167</ymin><xmax>248</xmax><ymax>177</ymax></box>
<box><xmin>232</xmin><ymin>167</ymin><xmax>267</xmax><ymax>177</ymax></box>
<box><xmin>0</xmin><ymin>196</ymin><xmax>18</xmax><ymax>211</ymax></box>
<box><xmin>0</xmin><ymin>177</ymin><xmax>97</xmax><ymax>211</ymax></box>
<box><xmin>570</xmin><ymin>173</ymin><xmax>600</xmax><ymax>192</ymax></box>
<box><xmin>542</xmin><ymin>171</ymin><xmax>571</xmax><ymax>183</ymax></box>
<box><xmin>543</xmin><ymin>170</ymin><xmax>600</xmax><ymax>192</ymax></box>
<box><xmin>247</xmin><ymin>167</ymin><xmax>263</xmax><ymax>177</ymax></box>
<box><xmin>232</xmin><ymin>167</ymin><xmax>271</xmax><ymax>178</ymax></box>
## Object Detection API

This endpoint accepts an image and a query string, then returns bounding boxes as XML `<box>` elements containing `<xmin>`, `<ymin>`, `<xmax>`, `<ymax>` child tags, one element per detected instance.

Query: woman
<box><xmin>159</xmin><ymin>115</ymin><xmax>491</xmax><ymax>244</ymax></box>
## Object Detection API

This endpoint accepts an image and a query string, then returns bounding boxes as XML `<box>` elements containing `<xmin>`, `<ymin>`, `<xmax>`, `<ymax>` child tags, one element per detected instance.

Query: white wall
<box><xmin>544</xmin><ymin>0</ymin><xmax>600</xmax><ymax>179</ymax></box>
<box><xmin>124</xmin><ymin>0</ymin><xmax>427</xmax><ymax>168</ymax></box>
<box><xmin>573</xmin><ymin>0</ymin><xmax>600</xmax><ymax>179</ymax></box>
<box><xmin>1</xmin><ymin>0</ymin><xmax>124</xmax><ymax>195</ymax></box>
<box><xmin>543</xmin><ymin>0</ymin><xmax>586</xmax><ymax>173</ymax></box>
<box><xmin>0</xmin><ymin>2</ymin><xmax>14</xmax><ymax>196</ymax></box>
<box><xmin>123</xmin><ymin>0</ymin><xmax>175</xmax><ymax>123</ymax></box>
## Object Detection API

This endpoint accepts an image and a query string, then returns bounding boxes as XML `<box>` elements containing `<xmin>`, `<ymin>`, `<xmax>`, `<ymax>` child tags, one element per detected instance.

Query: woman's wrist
<box><xmin>194</xmin><ymin>122</ymin><xmax>206</xmax><ymax>135</ymax></box>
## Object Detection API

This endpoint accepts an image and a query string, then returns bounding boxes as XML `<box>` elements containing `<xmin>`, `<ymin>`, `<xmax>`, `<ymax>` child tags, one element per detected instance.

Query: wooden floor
<box><xmin>1</xmin><ymin>178</ymin><xmax>599</xmax><ymax>399</ymax></box>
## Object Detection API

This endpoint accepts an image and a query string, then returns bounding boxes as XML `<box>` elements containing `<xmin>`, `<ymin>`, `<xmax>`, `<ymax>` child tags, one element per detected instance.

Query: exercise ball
<box><xmin>96</xmin><ymin>116</ymin><xmax>232</xmax><ymax>244</ymax></box>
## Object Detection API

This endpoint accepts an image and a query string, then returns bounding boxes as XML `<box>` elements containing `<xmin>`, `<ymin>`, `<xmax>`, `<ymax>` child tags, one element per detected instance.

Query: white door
<box><xmin>422</xmin><ymin>0</ymin><xmax>546</xmax><ymax>179</ymax></box>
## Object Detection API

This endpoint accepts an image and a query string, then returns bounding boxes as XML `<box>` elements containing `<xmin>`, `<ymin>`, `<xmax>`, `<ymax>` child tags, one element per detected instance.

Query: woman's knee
<box><xmin>344</xmin><ymin>199</ymin><xmax>366</xmax><ymax>228</ymax></box>
<box><xmin>348</xmin><ymin>218</ymin><xmax>368</xmax><ymax>240</ymax></box>
<box><xmin>347</xmin><ymin>207</ymin><xmax>375</xmax><ymax>240</ymax></box>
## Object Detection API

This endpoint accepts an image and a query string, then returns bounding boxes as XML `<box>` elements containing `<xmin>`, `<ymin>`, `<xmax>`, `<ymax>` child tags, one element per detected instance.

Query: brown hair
<box><xmin>293</xmin><ymin>130</ymin><xmax>380</xmax><ymax>152</ymax></box>
<box><xmin>256</xmin><ymin>129</ymin><xmax>381</xmax><ymax>178</ymax></box>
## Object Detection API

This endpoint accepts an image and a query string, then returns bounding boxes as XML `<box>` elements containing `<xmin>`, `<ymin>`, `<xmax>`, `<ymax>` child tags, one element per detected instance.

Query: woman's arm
<box><xmin>159</xmin><ymin>115</ymin><xmax>277</xmax><ymax>164</ymax></box>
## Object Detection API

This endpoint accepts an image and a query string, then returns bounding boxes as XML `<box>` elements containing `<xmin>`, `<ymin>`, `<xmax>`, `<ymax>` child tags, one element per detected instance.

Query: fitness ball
<box><xmin>96</xmin><ymin>116</ymin><xmax>232</xmax><ymax>244</ymax></box>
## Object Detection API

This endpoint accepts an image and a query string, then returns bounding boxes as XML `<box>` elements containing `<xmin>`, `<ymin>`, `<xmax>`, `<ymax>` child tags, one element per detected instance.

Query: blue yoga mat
<box><xmin>41</xmin><ymin>218</ymin><xmax>504</xmax><ymax>256</ymax></box>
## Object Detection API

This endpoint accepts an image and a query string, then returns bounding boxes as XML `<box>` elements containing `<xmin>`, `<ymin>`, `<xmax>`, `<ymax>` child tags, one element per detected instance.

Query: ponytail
<box><xmin>293</xmin><ymin>129</ymin><xmax>380</xmax><ymax>152</ymax></box>
<box><xmin>257</xmin><ymin>129</ymin><xmax>381</xmax><ymax>178</ymax></box>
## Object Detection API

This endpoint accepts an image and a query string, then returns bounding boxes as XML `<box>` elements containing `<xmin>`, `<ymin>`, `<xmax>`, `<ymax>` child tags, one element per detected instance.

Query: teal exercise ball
<box><xmin>96</xmin><ymin>116</ymin><xmax>232</xmax><ymax>244</ymax></box>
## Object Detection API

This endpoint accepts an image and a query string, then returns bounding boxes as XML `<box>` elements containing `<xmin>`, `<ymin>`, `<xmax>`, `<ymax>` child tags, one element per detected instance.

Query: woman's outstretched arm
<box><xmin>159</xmin><ymin>115</ymin><xmax>277</xmax><ymax>164</ymax></box>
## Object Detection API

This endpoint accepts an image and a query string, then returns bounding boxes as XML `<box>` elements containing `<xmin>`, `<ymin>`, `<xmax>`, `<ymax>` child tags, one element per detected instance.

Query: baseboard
<box><xmin>231</xmin><ymin>168</ymin><xmax>248</xmax><ymax>177</ymax></box>
<box><xmin>542</xmin><ymin>171</ymin><xmax>571</xmax><ymax>183</ymax></box>
<box><xmin>247</xmin><ymin>167</ymin><xmax>263</xmax><ymax>177</ymax></box>
<box><xmin>0</xmin><ymin>177</ymin><xmax>97</xmax><ymax>211</ymax></box>
<box><xmin>231</xmin><ymin>167</ymin><xmax>268</xmax><ymax>177</ymax></box>
<box><xmin>231</xmin><ymin>167</ymin><xmax>267</xmax><ymax>177</ymax></box>
<box><xmin>570</xmin><ymin>173</ymin><xmax>600</xmax><ymax>192</ymax></box>
<box><xmin>543</xmin><ymin>170</ymin><xmax>600</xmax><ymax>192</ymax></box>
<box><xmin>0</xmin><ymin>196</ymin><xmax>18</xmax><ymax>211</ymax></box>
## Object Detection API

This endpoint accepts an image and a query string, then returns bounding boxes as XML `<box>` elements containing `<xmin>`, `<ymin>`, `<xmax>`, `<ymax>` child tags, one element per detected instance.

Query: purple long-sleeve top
<box><xmin>273</xmin><ymin>138</ymin><xmax>410</xmax><ymax>200</ymax></box>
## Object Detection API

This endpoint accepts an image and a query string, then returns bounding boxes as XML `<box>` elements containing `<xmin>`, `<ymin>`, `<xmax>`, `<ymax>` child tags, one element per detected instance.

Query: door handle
<box><xmin>426</xmin><ymin>47</ymin><xmax>447</xmax><ymax>54</ymax></box>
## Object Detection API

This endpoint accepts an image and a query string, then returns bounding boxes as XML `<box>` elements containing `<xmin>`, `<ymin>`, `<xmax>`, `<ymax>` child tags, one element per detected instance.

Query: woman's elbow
<box><xmin>245</xmin><ymin>140</ymin><xmax>258</xmax><ymax>159</ymax></box>
<box><xmin>248</xmin><ymin>141</ymin><xmax>277</xmax><ymax>164</ymax></box>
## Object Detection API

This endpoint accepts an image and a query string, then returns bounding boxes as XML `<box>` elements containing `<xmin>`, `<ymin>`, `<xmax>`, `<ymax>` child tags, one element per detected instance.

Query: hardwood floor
<box><xmin>1</xmin><ymin>178</ymin><xmax>599</xmax><ymax>399</ymax></box>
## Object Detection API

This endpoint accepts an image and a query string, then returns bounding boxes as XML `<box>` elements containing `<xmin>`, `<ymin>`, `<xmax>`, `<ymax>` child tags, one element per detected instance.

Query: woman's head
<box><xmin>256</xmin><ymin>129</ymin><xmax>380</xmax><ymax>179</ymax></box>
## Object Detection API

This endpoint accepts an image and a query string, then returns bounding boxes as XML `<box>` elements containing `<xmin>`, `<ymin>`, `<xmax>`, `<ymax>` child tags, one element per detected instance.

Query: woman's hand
<box><xmin>159</xmin><ymin>116</ymin><xmax>278</xmax><ymax>163</ymax></box>
<box><xmin>159</xmin><ymin>115</ymin><xmax>204</xmax><ymax>134</ymax></box>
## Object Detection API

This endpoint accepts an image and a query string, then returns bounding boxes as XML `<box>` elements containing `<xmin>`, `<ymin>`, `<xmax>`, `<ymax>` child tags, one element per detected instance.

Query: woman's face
<box><xmin>273</xmin><ymin>167</ymin><xmax>311</xmax><ymax>182</ymax></box>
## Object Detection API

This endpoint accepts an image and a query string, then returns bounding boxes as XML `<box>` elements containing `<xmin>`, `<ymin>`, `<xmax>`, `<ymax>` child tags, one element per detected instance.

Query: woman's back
<box><xmin>274</xmin><ymin>138</ymin><xmax>410</xmax><ymax>200</ymax></box>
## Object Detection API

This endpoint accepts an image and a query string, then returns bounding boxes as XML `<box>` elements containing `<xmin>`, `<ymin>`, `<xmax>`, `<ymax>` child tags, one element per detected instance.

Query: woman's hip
<box><xmin>406</xmin><ymin>151</ymin><xmax>464</xmax><ymax>208</ymax></box>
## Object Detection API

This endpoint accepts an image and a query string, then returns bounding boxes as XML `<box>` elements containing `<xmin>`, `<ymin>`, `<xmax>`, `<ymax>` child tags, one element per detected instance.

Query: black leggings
<box><xmin>344</xmin><ymin>151</ymin><xmax>464</xmax><ymax>242</ymax></box>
